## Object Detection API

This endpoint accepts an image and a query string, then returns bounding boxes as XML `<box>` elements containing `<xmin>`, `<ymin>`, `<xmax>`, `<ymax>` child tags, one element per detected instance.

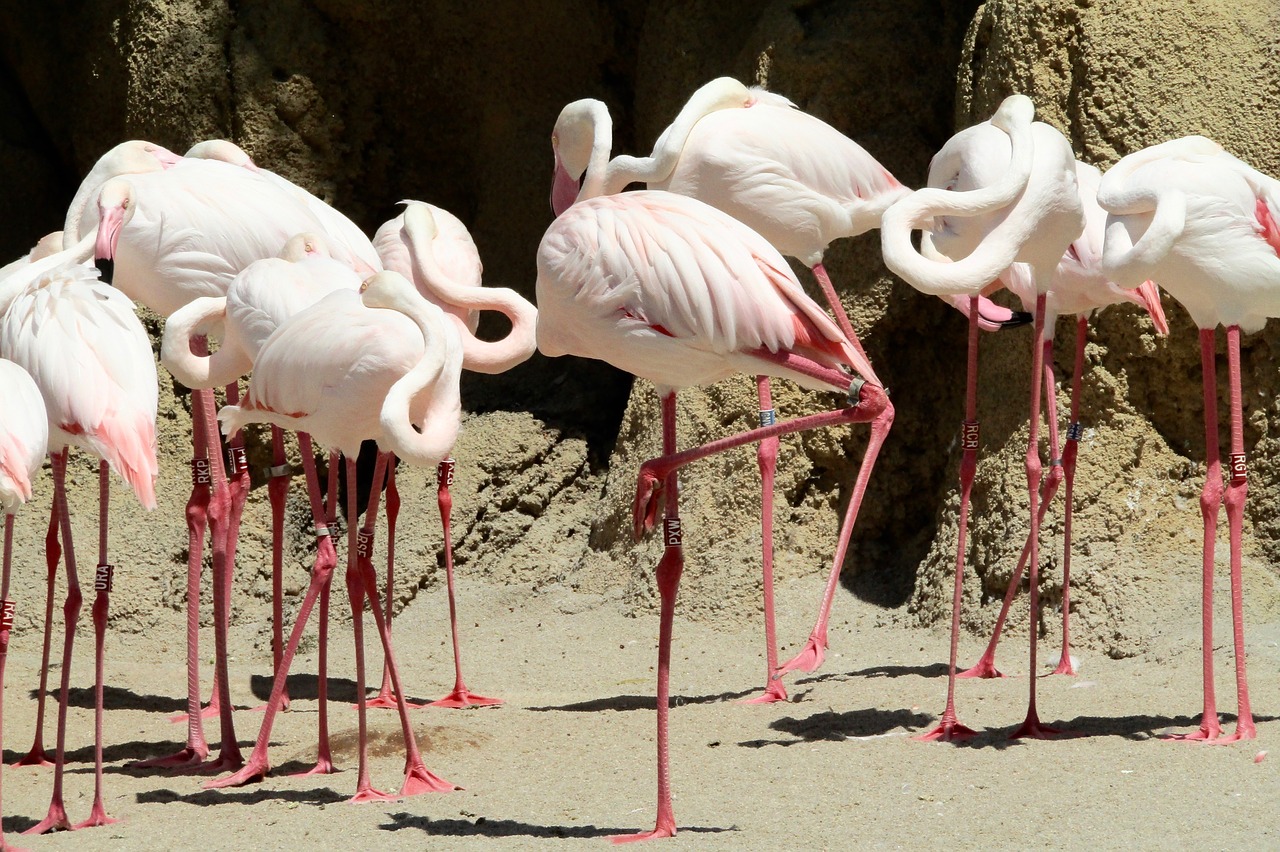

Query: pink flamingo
<box><xmin>539</xmin><ymin>96</ymin><xmax>889</xmax><ymax>838</ymax></box>
<box><xmin>0</xmin><ymin>248</ymin><xmax>158</xmax><ymax>833</ymax></box>
<box><xmin>1097</xmin><ymin>135</ymin><xmax>1278</xmax><ymax>742</ymax></box>
<box><xmin>880</xmin><ymin>94</ymin><xmax>1086</xmax><ymax>740</ymax></box>
<box><xmin>370</xmin><ymin>200</ymin><xmax>537</xmax><ymax>709</ymax></box>
<box><xmin>78</xmin><ymin>158</ymin><xmax>379</xmax><ymax>772</ymax></box>
<box><xmin>162</xmin><ymin>232</ymin><xmax>361</xmax><ymax>774</ymax></box>
<box><xmin>213</xmin><ymin>269</ymin><xmax>462</xmax><ymax>800</ymax></box>
<box><xmin>959</xmin><ymin>161</ymin><xmax>1168</xmax><ymax>681</ymax></box>
<box><xmin>0</xmin><ymin>358</ymin><xmax>47</xmax><ymax>851</ymax></box>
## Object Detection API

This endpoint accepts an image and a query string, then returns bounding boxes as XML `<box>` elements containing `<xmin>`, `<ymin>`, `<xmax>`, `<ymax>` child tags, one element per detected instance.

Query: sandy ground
<box><xmin>0</xmin><ymin>565</ymin><xmax>1277</xmax><ymax>851</ymax></box>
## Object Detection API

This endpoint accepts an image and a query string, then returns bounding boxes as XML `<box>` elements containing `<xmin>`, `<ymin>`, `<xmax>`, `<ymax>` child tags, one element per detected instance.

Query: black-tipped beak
<box><xmin>1000</xmin><ymin>310</ymin><xmax>1033</xmax><ymax>329</ymax></box>
<box><xmin>94</xmin><ymin>256</ymin><xmax>115</xmax><ymax>285</ymax></box>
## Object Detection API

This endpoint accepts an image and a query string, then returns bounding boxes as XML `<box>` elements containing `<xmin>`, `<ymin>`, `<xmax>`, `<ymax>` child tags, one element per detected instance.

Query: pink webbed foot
<box><xmin>914</xmin><ymin>719</ymin><xmax>979</xmax><ymax>743</ymax></box>
<box><xmin>1214</xmin><ymin>720</ymin><xmax>1258</xmax><ymax>744</ymax></box>
<box><xmin>610</xmin><ymin>822</ymin><xmax>676</xmax><ymax>844</ymax></box>
<box><xmin>775</xmin><ymin>631</ymin><xmax>827</xmax><ymax>677</ymax></box>
<box><xmin>204</xmin><ymin>757</ymin><xmax>268</xmax><ymax>789</ymax></box>
<box><xmin>1164</xmin><ymin>715</ymin><xmax>1223</xmax><ymax>743</ymax></box>
<box><xmin>957</xmin><ymin>654</ymin><xmax>1008</xmax><ymax>679</ymax></box>
<box><xmin>1049</xmin><ymin>652</ymin><xmax>1077</xmax><ymax>677</ymax></box>
<box><xmin>11</xmin><ymin>744</ymin><xmax>54</xmax><ymax>768</ymax></box>
<box><xmin>400</xmin><ymin>763</ymin><xmax>460</xmax><ymax>796</ymax></box>
<box><xmin>23</xmin><ymin>802</ymin><xmax>71</xmax><ymax>835</ymax></box>
<box><xmin>348</xmin><ymin>785</ymin><xmax>399</xmax><ymax>805</ymax></box>
<box><xmin>632</xmin><ymin>465</ymin><xmax>665</xmax><ymax>540</ymax></box>
<box><xmin>72</xmin><ymin>802</ymin><xmax>119</xmax><ymax>830</ymax></box>
<box><xmin>1009</xmin><ymin>712</ymin><xmax>1074</xmax><ymax>740</ymax></box>
<box><xmin>366</xmin><ymin>687</ymin><xmax>426</xmax><ymax>710</ymax></box>
<box><xmin>428</xmin><ymin>687</ymin><xmax>503</xmax><ymax>709</ymax></box>
<box><xmin>288</xmin><ymin>756</ymin><xmax>337</xmax><ymax>778</ymax></box>
<box><xmin>127</xmin><ymin>744</ymin><xmax>209</xmax><ymax>770</ymax></box>
<box><xmin>740</xmin><ymin>677</ymin><xmax>789</xmax><ymax>705</ymax></box>
<box><xmin>196</xmin><ymin>750</ymin><xmax>246</xmax><ymax>775</ymax></box>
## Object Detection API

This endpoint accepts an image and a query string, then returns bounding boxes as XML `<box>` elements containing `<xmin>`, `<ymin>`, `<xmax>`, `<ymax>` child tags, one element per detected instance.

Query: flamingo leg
<box><xmin>12</xmin><ymin>501</ymin><xmax>58</xmax><ymax>767</ymax></box>
<box><xmin>0</xmin><ymin>514</ymin><xmax>19</xmax><ymax>850</ymax></box>
<box><xmin>741</xmin><ymin>377</ymin><xmax>788</xmax><ymax>704</ymax></box>
<box><xmin>613</xmin><ymin>391</ymin><xmax>683</xmax><ymax>844</ymax></box>
<box><xmin>917</xmin><ymin>298</ymin><xmax>982</xmax><ymax>741</ymax></box>
<box><xmin>1219</xmin><ymin>324</ymin><xmax>1255</xmax><ymax>742</ymax></box>
<box><xmin>353</xmin><ymin>453</ymin><xmax>456</xmax><ymax>793</ymax></box>
<box><xmin>263</xmin><ymin>425</ymin><xmax>291</xmax><ymax>712</ymax></box>
<box><xmin>960</xmin><ymin>332</ymin><xmax>1066</xmax><ymax>679</ymax></box>
<box><xmin>207</xmin><ymin>434</ymin><xmax>338</xmax><ymax>788</ymax></box>
<box><xmin>73</xmin><ymin>462</ymin><xmax>119</xmax><ymax>829</ymax></box>
<box><xmin>197</xmin><ymin>383</ymin><xmax>242</xmax><ymax>772</ymax></box>
<box><xmin>1010</xmin><ymin>293</ymin><xmax>1068</xmax><ymax>739</ymax></box>
<box><xmin>26</xmin><ymin>450</ymin><xmax>81</xmax><ymax>835</ymax></box>
<box><xmin>1051</xmin><ymin>316</ymin><xmax>1089</xmax><ymax>676</ymax></box>
<box><xmin>369</xmin><ymin>462</ymin><xmax>422</xmax><ymax>708</ymax></box>
<box><xmin>1171</xmin><ymin>328</ymin><xmax>1224</xmax><ymax>741</ymax></box>
<box><xmin>430</xmin><ymin>457</ymin><xmax>502</xmax><ymax>709</ymax></box>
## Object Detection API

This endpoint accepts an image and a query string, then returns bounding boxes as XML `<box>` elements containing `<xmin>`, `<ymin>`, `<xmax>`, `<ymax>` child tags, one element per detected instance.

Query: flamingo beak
<box><xmin>1135</xmin><ymin>279</ymin><xmax>1169</xmax><ymax>335</ymax></box>
<box><xmin>94</xmin><ymin>204</ymin><xmax>125</xmax><ymax>283</ymax></box>
<box><xmin>154</xmin><ymin>147</ymin><xmax>183</xmax><ymax>169</ymax></box>
<box><xmin>551</xmin><ymin>153</ymin><xmax>581</xmax><ymax>217</ymax></box>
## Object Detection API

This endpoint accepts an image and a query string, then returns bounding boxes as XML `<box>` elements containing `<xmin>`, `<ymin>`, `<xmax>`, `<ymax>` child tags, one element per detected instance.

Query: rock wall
<box><xmin>2</xmin><ymin>1</ymin><xmax>1279</xmax><ymax>659</ymax></box>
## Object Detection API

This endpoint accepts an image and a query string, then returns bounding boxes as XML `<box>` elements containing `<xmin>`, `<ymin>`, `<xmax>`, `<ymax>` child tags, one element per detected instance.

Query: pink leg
<box><xmin>1010</xmin><ymin>294</ymin><xmax>1067</xmax><ymax>740</ymax></box>
<box><xmin>344</xmin><ymin>455</ymin><xmax>395</xmax><ymax>804</ymax></box>
<box><xmin>741</xmin><ymin>377</ymin><xmax>787</xmax><ymax>704</ymax></box>
<box><xmin>961</xmin><ymin>334</ymin><xmax>1065</xmax><ymax>680</ymax></box>
<box><xmin>207</xmin><ymin>436</ymin><xmax>338</xmax><ymax>788</ymax></box>
<box><xmin>263</xmin><ymin>425</ymin><xmax>291</xmax><ymax>712</ymax></box>
<box><xmin>73</xmin><ymin>462</ymin><xmax>118</xmax><ymax>829</ymax></box>
<box><xmin>12</xmin><ymin>501</ymin><xmax>58</xmax><ymax>767</ymax></box>
<box><xmin>1171</xmin><ymin>329</ymin><xmax>1224</xmax><ymax>742</ymax></box>
<box><xmin>1218</xmin><ymin>325</ymin><xmax>1255</xmax><ymax>742</ymax></box>
<box><xmin>26</xmin><ymin>450</ymin><xmax>81</xmax><ymax>835</ymax></box>
<box><xmin>430</xmin><ymin>458</ymin><xmax>502</xmax><ymax>709</ymax></box>
<box><xmin>917</xmin><ymin>300</ymin><xmax>982</xmax><ymax>742</ymax></box>
<box><xmin>369</xmin><ymin>462</ymin><xmax>421</xmax><ymax>709</ymax></box>
<box><xmin>613</xmin><ymin>392</ymin><xmax>683</xmax><ymax>844</ymax></box>
<box><xmin>1051</xmin><ymin>317</ymin><xmax>1089</xmax><ymax>676</ymax></box>
<box><xmin>1</xmin><ymin>514</ymin><xmax>27</xmax><ymax>851</ymax></box>
<box><xmin>812</xmin><ymin>262</ymin><xmax>876</xmax><ymax>382</ymax></box>
<box><xmin>356</xmin><ymin>453</ymin><xmax>456</xmax><ymax>794</ymax></box>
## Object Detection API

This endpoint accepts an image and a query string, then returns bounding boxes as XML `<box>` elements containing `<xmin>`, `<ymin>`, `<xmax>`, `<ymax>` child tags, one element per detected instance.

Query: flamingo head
<box><xmin>93</xmin><ymin>179</ymin><xmax>136</xmax><ymax>282</ymax></box>
<box><xmin>550</xmin><ymin>99</ymin><xmax>603</xmax><ymax>215</ymax></box>
<box><xmin>184</xmin><ymin>139</ymin><xmax>259</xmax><ymax>170</ymax></box>
<box><xmin>359</xmin><ymin>269</ymin><xmax>420</xmax><ymax>308</ymax></box>
<box><xmin>279</xmin><ymin>231</ymin><xmax>331</xmax><ymax>261</ymax></box>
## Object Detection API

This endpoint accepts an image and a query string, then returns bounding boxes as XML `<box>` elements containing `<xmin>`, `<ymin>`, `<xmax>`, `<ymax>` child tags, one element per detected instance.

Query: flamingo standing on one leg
<box><xmin>0</xmin><ymin>251</ymin><xmax>158</xmax><ymax>833</ymax></box>
<box><xmin>1097</xmin><ymin>135</ymin><xmax>1279</xmax><ymax>743</ymax></box>
<box><xmin>162</xmin><ymin>232</ymin><xmax>361</xmax><ymax>775</ymax></box>
<box><xmin>880</xmin><ymin>93</ymin><xmax>1085</xmax><ymax>740</ymax></box>
<box><xmin>371</xmin><ymin>200</ymin><xmax>537</xmax><ymax>709</ymax></box>
<box><xmin>958</xmin><ymin>161</ymin><xmax>1168</xmax><ymax>680</ymax></box>
<box><xmin>0</xmin><ymin>358</ymin><xmax>47</xmax><ymax>851</ymax></box>
<box><xmin>212</xmin><ymin>270</ymin><xmax>462</xmax><ymax>799</ymax></box>
<box><xmin>538</xmin><ymin>104</ymin><xmax>889</xmax><ymax>835</ymax></box>
<box><xmin>75</xmin><ymin>158</ymin><xmax>380</xmax><ymax>771</ymax></box>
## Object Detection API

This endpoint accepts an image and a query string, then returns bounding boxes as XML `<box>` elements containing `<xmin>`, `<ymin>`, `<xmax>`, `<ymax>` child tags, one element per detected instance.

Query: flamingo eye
<box><xmin>359</xmin><ymin>280</ymin><xmax>370</xmax><ymax>294</ymax></box>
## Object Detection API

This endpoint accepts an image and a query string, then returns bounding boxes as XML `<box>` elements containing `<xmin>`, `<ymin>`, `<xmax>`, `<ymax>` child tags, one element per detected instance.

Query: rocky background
<box><xmin>2</xmin><ymin>0</ymin><xmax>1279</xmax><ymax>658</ymax></box>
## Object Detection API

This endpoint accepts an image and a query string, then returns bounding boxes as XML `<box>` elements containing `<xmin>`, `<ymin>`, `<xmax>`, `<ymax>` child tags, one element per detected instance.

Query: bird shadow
<box><xmin>32</xmin><ymin>684</ymin><xmax>189</xmax><ymax>714</ymax></box>
<box><xmin>379</xmin><ymin>811</ymin><xmax>735</xmax><ymax>840</ymax></box>
<box><xmin>789</xmin><ymin>662</ymin><xmax>952</xmax><ymax>687</ymax></box>
<box><xmin>1053</xmin><ymin>711</ymin><xmax>1279</xmax><ymax>741</ymax></box>
<box><xmin>2</xmin><ymin>737</ymin><xmax>249</xmax><ymax>768</ymax></box>
<box><xmin>2</xmin><ymin>814</ymin><xmax>40</xmax><ymax>835</ymax></box>
<box><xmin>136</xmin><ymin>784</ymin><xmax>349</xmax><ymax>808</ymax></box>
<box><xmin>527</xmin><ymin>688</ymin><xmax>756</xmax><ymax>713</ymax></box>
<box><xmin>248</xmin><ymin>673</ymin><xmax>363</xmax><ymax>703</ymax></box>
<box><xmin>737</xmin><ymin>706</ymin><xmax>936</xmax><ymax>748</ymax></box>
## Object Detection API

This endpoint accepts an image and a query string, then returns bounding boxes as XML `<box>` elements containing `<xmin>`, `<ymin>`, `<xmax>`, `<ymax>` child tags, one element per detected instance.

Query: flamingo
<box><xmin>370</xmin><ymin>200</ymin><xmax>537</xmax><ymax>709</ymax></box>
<box><xmin>880</xmin><ymin>94</ymin><xmax>1085</xmax><ymax>740</ymax></box>
<box><xmin>959</xmin><ymin>162</ymin><xmax>1168</xmax><ymax>680</ymax></box>
<box><xmin>539</xmin><ymin>93</ymin><xmax>890</xmax><ymax>838</ymax></box>
<box><xmin>212</xmin><ymin>269</ymin><xmax>462</xmax><ymax>800</ymax></box>
<box><xmin>162</xmin><ymin>232</ymin><xmax>361</xmax><ymax>774</ymax></box>
<box><xmin>1096</xmin><ymin>135</ymin><xmax>1278</xmax><ymax>742</ymax></box>
<box><xmin>76</xmin><ymin>157</ymin><xmax>381</xmax><ymax>772</ymax></box>
<box><xmin>0</xmin><ymin>358</ymin><xmax>47</xmax><ymax>851</ymax></box>
<box><xmin>0</xmin><ymin>247</ymin><xmax>158</xmax><ymax>833</ymax></box>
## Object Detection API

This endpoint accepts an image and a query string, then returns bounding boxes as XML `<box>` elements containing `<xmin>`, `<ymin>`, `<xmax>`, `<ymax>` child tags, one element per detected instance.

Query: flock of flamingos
<box><xmin>0</xmin><ymin>76</ymin><xmax>1274</xmax><ymax>843</ymax></box>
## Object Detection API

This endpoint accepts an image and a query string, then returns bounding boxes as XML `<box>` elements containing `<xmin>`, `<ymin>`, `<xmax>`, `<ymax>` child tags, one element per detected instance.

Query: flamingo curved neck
<box><xmin>161</xmin><ymin>296</ymin><xmax>250</xmax><ymax>389</ymax></box>
<box><xmin>577</xmin><ymin>102</ymin><xmax>616</xmax><ymax>203</ymax></box>
<box><xmin>402</xmin><ymin>204</ymin><xmax>537</xmax><ymax>374</ymax></box>
<box><xmin>1100</xmin><ymin>191</ymin><xmax>1187</xmax><ymax>287</ymax></box>
<box><xmin>378</xmin><ymin>299</ymin><xmax>463</xmax><ymax>467</ymax></box>
<box><xmin>0</xmin><ymin>232</ymin><xmax>96</xmax><ymax>315</ymax></box>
